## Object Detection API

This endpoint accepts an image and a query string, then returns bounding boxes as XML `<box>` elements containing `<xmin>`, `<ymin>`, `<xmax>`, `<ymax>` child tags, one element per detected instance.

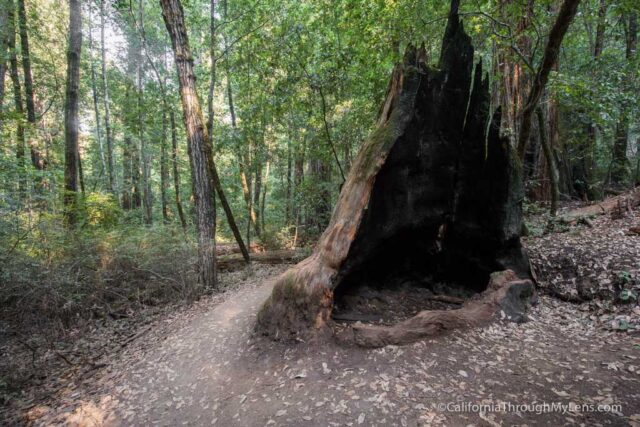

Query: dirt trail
<box><xmin>32</xmin><ymin>266</ymin><xmax>640</xmax><ymax>427</ymax></box>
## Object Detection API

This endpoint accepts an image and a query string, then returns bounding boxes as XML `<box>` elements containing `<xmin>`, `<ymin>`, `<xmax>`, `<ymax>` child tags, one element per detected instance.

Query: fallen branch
<box><xmin>218</xmin><ymin>250</ymin><xmax>306</xmax><ymax>271</ymax></box>
<box><xmin>560</xmin><ymin>187</ymin><xmax>640</xmax><ymax>224</ymax></box>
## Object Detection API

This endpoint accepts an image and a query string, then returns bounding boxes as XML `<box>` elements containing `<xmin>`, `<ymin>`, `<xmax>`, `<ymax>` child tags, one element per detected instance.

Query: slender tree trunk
<box><xmin>594</xmin><ymin>0</ymin><xmax>607</xmax><ymax>57</ymax></box>
<box><xmin>537</xmin><ymin>107</ymin><xmax>559</xmax><ymax>215</ymax></box>
<box><xmin>88</xmin><ymin>8</ymin><xmax>107</xmax><ymax>182</ymax></box>
<box><xmin>100</xmin><ymin>0</ymin><xmax>114</xmax><ymax>192</ymax></box>
<box><xmin>292</xmin><ymin>133</ymin><xmax>305</xmax><ymax>233</ymax></box>
<box><xmin>206</xmin><ymin>0</ymin><xmax>216</xmax><ymax>146</ymax></box>
<box><xmin>260</xmin><ymin>154</ymin><xmax>270</xmax><ymax>234</ymax></box>
<box><xmin>285</xmin><ymin>132</ymin><xmax>292</xmax><ymax>225</ymax></box>
<box><xmin>210</xmin><ymin>160</ymin><xmax>251</xmax><ymax>262</ymax></box>
<box><xmin>201</xmin><ymin>0</ymin><xmax>249</xmax><ymax>259</ymax></box>
<box><xmin>78</xmin><ymin>151</ymin><xmax>86</xmax><ymax>194</ymax></box>
<box><xmin>138</xmin><ymin>0</ymin><xmax>152</xmax><ymax>224</ymax></box>
<box><xmin>161</xmin><ymin>0</ymin><xmax>217</xmax><ymax>289</ymax></box>
<box><xmin>17</xmin><ymin>0</ymin><xmax>46</xmax><ymax>171</ymax></box>
<box><xmin>8</xmin><ymin>1</ymin><xmax>27</xmax><ymax>196</ymax></box>
<box><xmin>576</xmin><ymin>0</ymin><xmax>607</xmax><ymax>199</ymax></box>
<box><xmin>222</xmin><ymin>0</ymin><xmax>259</xmax><ymax>241</ymax></box>
<box><xmin>0</xmin><ymin>0</ymin><xmax>9</xmax><ymax>143</ymax></box>
<box><xmin>516</xmin><ymin>0</ymin><xmax>581</xmax><ymax>161</ymax></box>
<box><xmin>170</xmin><ymin>108</ymin><xmax>187</xmax><ymax>229</ymax></box>
<box><xmin>161</xmin><ymin>105</ymin><xmax>170</xmax><ymax>223</ymax></box>
<box><xmin>227</xmin><ymin>73</ymin><xmax>260</xmax><ymax>239</ymax></box>
<box><xmin>610</xmin><ymin>12</ymin><xmax>637</xmax><ymax>187</ymax></box>
<box><xmin>122</xmin><ymin>135</ymin><xmax>133</xmax><ymax>210</ymax></box>
<box><xmin>253</xmin><ymin>149</ymin><xmax>262</xmax><ymax>235</ymax></box>
<box><xmin>64</xmin><ymin>0</ymin><xmax>82</xmax><ymax>227</ymax></box>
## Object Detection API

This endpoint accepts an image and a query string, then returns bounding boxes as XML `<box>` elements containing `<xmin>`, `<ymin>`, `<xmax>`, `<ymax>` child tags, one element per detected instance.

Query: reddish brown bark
<box><xmin>257</xmin><ymin>2</ymin><xmax>532</xmax><ymax>344</ymax></box>
<box><xmin>516</xmin><ymin>0</ymin><xmax>581</xmax><ymax>161</ymax></box>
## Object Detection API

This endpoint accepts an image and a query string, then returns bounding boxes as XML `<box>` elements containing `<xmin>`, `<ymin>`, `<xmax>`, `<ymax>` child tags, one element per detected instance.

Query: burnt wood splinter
<box><xmin>256</xmin><ymin>0</ymin><xmax>534</xmax><ymax>347</ymax></box>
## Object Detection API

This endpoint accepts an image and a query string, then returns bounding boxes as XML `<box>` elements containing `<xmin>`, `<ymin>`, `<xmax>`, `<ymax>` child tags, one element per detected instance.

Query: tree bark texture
<box><xmin>610</xmin><ymin>12</ymin><xmax>637</xmax><ymax>187</ymax></box>
<box><xmin>161</xmin><ymin>0</ymin><xmax>217</xmax><ymax>289</ymax></box>
<box><xmin>256</xmin><ymin>2</ymin><xmax>532</xmax><ymax>344</ymax></box>
<box><xmin>17</xmin><ymin>0</ymin><xmax>46</xmax><ymax>171</ymax></box>
<box><xmin>516</xmin><ymin>0</ymin><xmax>581</xmax><ymax>161</ymax></box>
<box><xmin>100</xmin><ymin>0</ymin><xmax>115</xmax><ymax>192</ymax></box>
<box><xmin>170</xmin><ymin>108</ymin><xmax>188</xmax><ymax>229</ymax></box>
<box><xmin>63</xmin><ymin>0</ymin><xmax>82</xmax><ymax>226</ymax></box>
<box><xmin>0</xmin><ymin>0</ymin><xmax>9</xmax><ymax>143</ymax></box>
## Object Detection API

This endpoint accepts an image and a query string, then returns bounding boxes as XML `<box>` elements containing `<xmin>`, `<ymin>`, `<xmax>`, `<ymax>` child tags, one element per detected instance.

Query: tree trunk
<box><xmin>7</xmin><ymin>1</ymin><xmax>26</xmax><ymax>195</ymax></box>
<box><xmin>17</xmin><ymin>0</ymin><xmax>46</xmax><ymax>171</ymax></box>
<box><xmin>516</xmin><ymin>0</ymin><xmax>581</xmax><ymax>161</ymax></box>
<box><xmin>206</xmin><ymin>0</ymin><xmax>216</xmax><ymax>147</ymax></box>
<box><xmin>285</xmin><ymin>131</ymin><xmax>292</xmax><ymax>225</ymax></box>
<box><xmin>610</xmin><ymin>11</ymin><xmax>637</xmax><ymax>187</ymax></box>
<box><xmin>121</xmin><ymin>135</ymin><xmax>133</xmax><ymax>210</ymax></box>
<box><xmin>78</xmin><ymin>150</ymin><xmax>86</xmax><ymax>194</ymax></box>
<box><xmin>138</xmin><ymin>0</ymin><xmax>152</xmax><ymax>224</ymax></box>
<box><xmin>496</xmin><ymin>0</ymin><xmax>534</xmax><ymax>142</ymax></box>
<box><xmin>210</xmin><ymin>159</ymin><xmax>251</xmax><ymax>263</ymax></box>
<box><xmin>161</xmin><ymin>106</ymin><xmax>170</xmax><ymax>223</ymax></box>
<box><xmin>88</xmin><ymin>8</ymin><xmax>107</xmax><ymax>182</ymax></box>
<box><xmin>222</xmin><ymin>0</ymin><xmax>260</xmax><ymax>242</ymax></box>
<box><xmin>63</xmin><ymin>0</ymin><xmax>82</xmax><ymax>227</ymax></box>
<box><xmin>576</xmin><ymin>0</ymin><xmax>607</xmax><ymax>200</ymax></box>
<box><xmin>0</xmin><ymin>0</ymin><xmax>9</xmax><ymax>143</ymax></box>
<box><xmin>170</xmin><ymin>108</ymin><xmax>188</xmax><ymax>229</ymax></box>
<box><xmin>537</xmin><ymin>107</ymin><xmax>559</xmax><ymax>215</ymax></box>
<box><xmin>256</xmin><ymin>2</ymin><xmax>533</xmax><ymax>345</ymax></box>
<box><xmin>226</xmin><ymin>69</ymin><xmax>260</xmax><ymax>240</ymax></box>
<box><xmin>161</xmin><ymin>0</ymin><xmax>217</xmax><ymax>290</ymax></box>
<box><xmin>100</xmin><ymin>0</ymin><xmax>115</xmax><ymax>192</ymax></box>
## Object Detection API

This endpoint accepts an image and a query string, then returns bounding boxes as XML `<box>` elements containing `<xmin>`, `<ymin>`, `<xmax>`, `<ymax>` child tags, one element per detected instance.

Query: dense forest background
<box><xmin>0</xmin><ymin>0</ymin><xmax>638</xmax><ymax>325</ymax></box>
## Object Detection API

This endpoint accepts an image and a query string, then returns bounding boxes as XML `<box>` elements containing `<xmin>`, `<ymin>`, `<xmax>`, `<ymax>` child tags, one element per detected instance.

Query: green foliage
<box><xmin>79</xmin><ymin>192</ymin><xmax>122</xmax><ymax>228</ymax></box>
<box><xmin>0</xmin><ymin>212</ymin><xmax>198</xmax><ymax>328</ymax></box>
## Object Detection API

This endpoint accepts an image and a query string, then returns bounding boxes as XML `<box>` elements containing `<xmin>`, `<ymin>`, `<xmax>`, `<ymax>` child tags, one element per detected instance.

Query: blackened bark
<box><xmin>257</xmin><ymin>2</ymin><xmax>531</xmax><ymax>342</ymax></box>
<box><xmin>516</xmin><ymin>0</ymin><xmax>581</xmax><ymax>161</ymax></box>
<box><xmin>64</xmin><ymin>0</ymin><xmax>82</xmax><ymax>227</ymax></box>
<box><xmin>161</xmin><ymin>0</ymin><xmax>217</xmax><ymax>289</ymax></box>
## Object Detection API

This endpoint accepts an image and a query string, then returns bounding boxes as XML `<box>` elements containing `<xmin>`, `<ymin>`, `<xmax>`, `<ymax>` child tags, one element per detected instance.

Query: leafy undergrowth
<box><xmin>524</xmin><ymin>200</ymin><xmax>640</xmax><ymax>333</ymax></box>
<box><xmin>0</xmin><ymin>213</ymin><xmax>202</xmax><ymax>406</ymax></box>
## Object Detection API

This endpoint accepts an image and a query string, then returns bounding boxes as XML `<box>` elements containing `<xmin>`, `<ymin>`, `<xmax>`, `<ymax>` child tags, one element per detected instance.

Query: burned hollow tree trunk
<box><xmin>256</xmin><ymin>1</ymin><xmax>533</xmax><ymax>346</ymax></box>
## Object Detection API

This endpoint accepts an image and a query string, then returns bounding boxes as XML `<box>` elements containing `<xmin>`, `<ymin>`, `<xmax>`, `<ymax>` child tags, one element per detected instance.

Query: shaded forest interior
<box><xmin>0</xmin><ymin>0</ymin><xmax>639</xmax><ymax>415</ymax></box>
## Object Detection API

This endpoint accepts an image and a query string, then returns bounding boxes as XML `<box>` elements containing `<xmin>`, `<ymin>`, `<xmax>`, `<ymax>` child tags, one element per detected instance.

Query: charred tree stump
<box><xmin>256</xmin><ymin>3</ymin><xmax>533</xmax><ymax>345</ymax></box>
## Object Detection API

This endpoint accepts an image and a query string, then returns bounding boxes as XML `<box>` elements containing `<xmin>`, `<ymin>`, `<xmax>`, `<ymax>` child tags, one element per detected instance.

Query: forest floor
<box><xmin>3</xmin><ymin>202</ymin><xmax>640</xmax><ymax>426</ymax></box>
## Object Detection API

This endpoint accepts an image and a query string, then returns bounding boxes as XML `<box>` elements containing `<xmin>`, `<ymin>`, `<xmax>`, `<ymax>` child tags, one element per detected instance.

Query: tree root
<box><xmin>337</xmin><ymin>270</ymin><xmax>535</xmax><ymax>348</ymax></box>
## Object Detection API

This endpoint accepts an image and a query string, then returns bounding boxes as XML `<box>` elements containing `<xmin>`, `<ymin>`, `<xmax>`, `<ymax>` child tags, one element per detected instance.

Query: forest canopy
<box><xmin>1</xmin><ymin>0</ymin><xmax>640</xmax><ymax>424</ymax></box>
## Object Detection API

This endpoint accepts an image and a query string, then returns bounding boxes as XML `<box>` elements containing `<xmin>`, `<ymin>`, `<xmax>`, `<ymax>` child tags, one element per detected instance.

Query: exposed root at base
<box><xmin>335</xmin><ymin>270</ymin><xmax>535</xmax><ymax>348</ymax></box>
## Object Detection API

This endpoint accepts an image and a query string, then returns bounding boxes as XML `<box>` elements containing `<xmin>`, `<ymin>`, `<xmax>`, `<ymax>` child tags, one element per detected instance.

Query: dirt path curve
<box><xmin>42</xmin><ymin>267</ymin><xmax>640</xmax><ymax>427</ymax></box>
